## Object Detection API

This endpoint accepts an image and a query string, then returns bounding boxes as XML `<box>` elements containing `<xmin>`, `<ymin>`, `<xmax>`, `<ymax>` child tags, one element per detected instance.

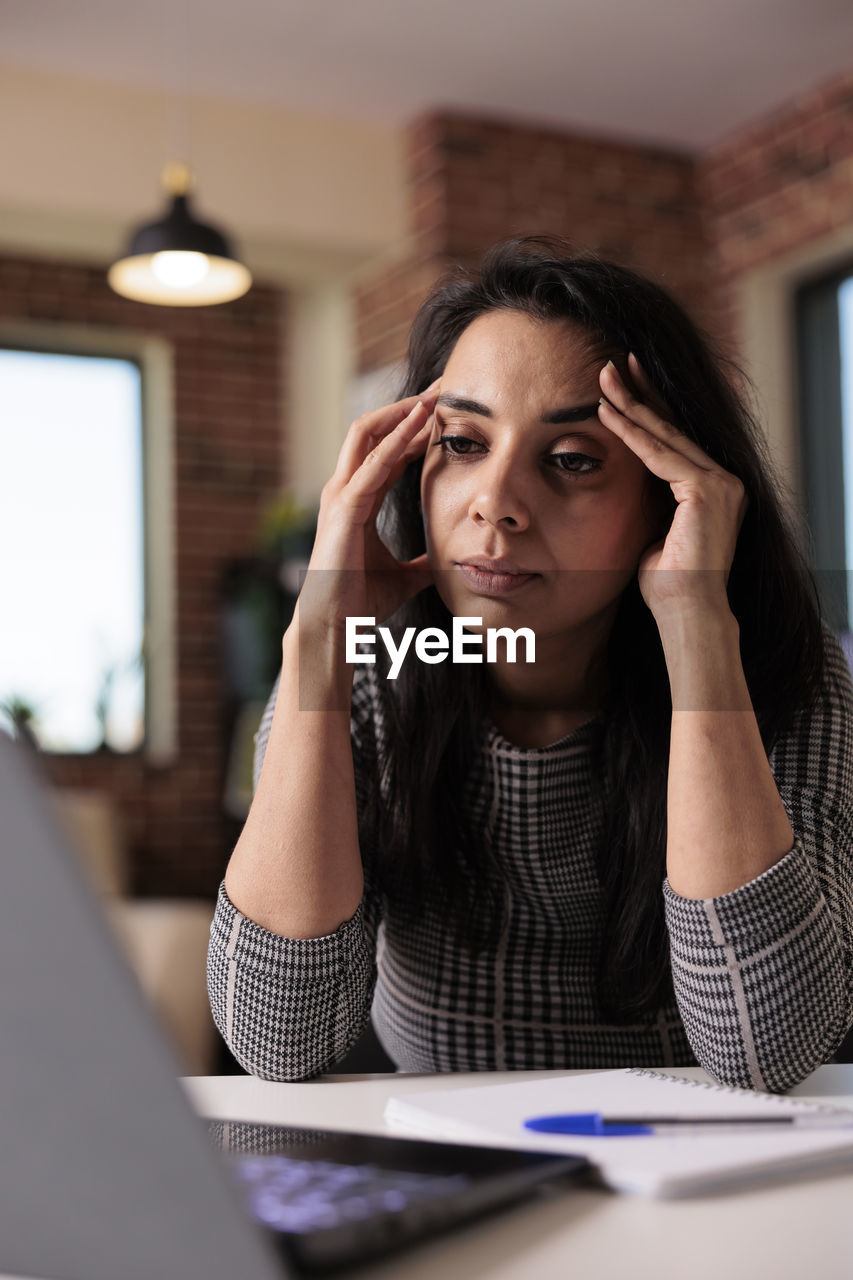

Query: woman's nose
<box><xmin>467</xmin><ymin>454</ymin><xmax>531</xmax><ymax>531</ymax></box>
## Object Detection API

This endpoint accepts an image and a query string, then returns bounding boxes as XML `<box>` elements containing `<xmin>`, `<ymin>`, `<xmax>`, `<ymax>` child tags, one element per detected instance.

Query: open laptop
<box><xmin>0</xmin><ymin>731</ymin><xmax>589</xmax><ymax>1279</ymax></box>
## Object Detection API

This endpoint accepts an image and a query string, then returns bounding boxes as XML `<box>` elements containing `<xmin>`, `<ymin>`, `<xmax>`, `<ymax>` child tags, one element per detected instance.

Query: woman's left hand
<box><xmin>598</xmin><ymin>354</ymin><xmax>749</xmax><ymax>624</ymax></box>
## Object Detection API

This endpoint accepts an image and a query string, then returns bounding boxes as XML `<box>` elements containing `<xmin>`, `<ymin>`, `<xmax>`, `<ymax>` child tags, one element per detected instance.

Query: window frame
<box><xmin>0</xmin><ymin>321</ymin><xmax>176</xmax><ymax>762</ymax></box>
<box><xmin>795</xmin><ymin>259</ymin><xmax>853</xmax><ymax>631</ymax></box>
<box><xmin>736</xmin><ymin>226</ymin><xmax>853</xmax><ymax>638</ymax></box>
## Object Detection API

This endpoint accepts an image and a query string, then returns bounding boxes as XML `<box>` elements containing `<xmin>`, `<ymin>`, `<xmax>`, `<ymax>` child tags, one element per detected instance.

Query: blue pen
<box><xmin>523</xmin><ymin>1112</ymin><xmax>853</xmax><ymax>1137</ymax></box>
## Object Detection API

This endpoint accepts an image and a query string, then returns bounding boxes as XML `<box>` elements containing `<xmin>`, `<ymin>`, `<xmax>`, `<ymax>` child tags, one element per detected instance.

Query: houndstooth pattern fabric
<box><xmin>207</xmin><ymin>627</ymin><xmax>853</xmax><ymax>1091</ymax></box>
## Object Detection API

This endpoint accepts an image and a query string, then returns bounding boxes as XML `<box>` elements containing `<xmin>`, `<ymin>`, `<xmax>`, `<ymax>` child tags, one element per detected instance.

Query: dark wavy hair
<box><xmin>362</xmin><ymin>235</ymin><xmax>825</xmax><ymax>1022</ymax></box>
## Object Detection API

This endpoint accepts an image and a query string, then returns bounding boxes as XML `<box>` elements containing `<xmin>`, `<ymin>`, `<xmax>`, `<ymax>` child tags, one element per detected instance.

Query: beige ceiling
<box><xmin>3</xmin><ymin>0</ymin><xmax>853</xmax><ymax>151</ymax></box>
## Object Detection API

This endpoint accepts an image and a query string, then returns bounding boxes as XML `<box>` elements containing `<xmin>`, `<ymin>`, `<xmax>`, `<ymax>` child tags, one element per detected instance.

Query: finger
<box><xmin>336</xmin><ymin>387</ymin><xmax>438</xmax><ymax>481</ymax></box>
<box><xmin>626</xmin><ymin>352</ymin><xmax>659</xmax><ymax>401</ymax></box>
<box><xmin>597</xmin><ymin>396</ymin><xmax>703</xmax><ymax>486</ymax></box>
<box><xmin>600</xmin><ymin>361</ymin><xmax>716</xmax><ymax>473</ymax></box>
<box><xmin>625</xmin><ymin>354</ymin><xmax>677</xmax><ymax>426</ymax></box>
<box><xmin>342</xmin><ymin>400</ymin><xmax>432</xmax><ymax>517</ymax></box>
<box><xmin>366</xmin><ymin>415</ymin><xmax>435</xmax><ymax>520</ymax></box>
<box><xmin>399</xmin><ymin>410</ymin><xmax>436</xmax><ymax>457</ymax></box>
<box><xmin>335</xmin><ymin>384</ymin><xmax>441</xmax><ymax>483</ymax></box>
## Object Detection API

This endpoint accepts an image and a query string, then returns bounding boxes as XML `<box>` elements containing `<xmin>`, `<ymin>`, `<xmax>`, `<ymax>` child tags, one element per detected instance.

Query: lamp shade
<box><xmin>108</xmin><ymin>164</ymin><xmax>252</xmax><ymax>306</ymax></box>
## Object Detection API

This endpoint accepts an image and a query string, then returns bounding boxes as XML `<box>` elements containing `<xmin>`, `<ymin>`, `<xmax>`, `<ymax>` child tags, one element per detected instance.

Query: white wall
<box><xmin>0</xmin><ymin>64</ymin><xmax>410</xmax><ymax>501</ymax></box>
<box><xmin>0</xmin><ymin>65</ymin><xmax>406</xmax><ymax>281</ymax></box>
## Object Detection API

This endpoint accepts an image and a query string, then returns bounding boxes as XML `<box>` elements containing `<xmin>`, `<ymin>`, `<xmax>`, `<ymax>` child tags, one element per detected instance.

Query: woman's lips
<box><xmin>457</xmin><ymin>563</ymin><xmax>539</xmax><ymax>595</ymax></box>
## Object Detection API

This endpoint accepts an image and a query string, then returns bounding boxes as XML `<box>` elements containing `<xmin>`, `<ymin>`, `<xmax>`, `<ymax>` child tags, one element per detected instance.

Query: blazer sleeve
<box><xmin>663</xmin><ymin>626</ymin><xmax>853</xmax><ymax>1093</ymax></box>
<box><xmin>206</xmin><ymin>664</ymin><xmax>382</xmax><ymax>1081</ymax></box>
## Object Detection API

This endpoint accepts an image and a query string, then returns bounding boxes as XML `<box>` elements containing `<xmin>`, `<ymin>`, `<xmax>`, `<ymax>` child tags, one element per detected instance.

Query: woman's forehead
<box><xmin>438</xmin><ymin>320</ymin><xmax>604</xmax><ymax>419</ymax></box>
<box><xmin>446</xmin><ymin>312</ymin><xmax>603</xmax><ymax>374</ymax></box>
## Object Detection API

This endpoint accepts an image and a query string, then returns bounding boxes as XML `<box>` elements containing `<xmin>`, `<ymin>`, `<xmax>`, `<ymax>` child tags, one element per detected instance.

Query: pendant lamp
<box><xmin>108</xmin><ymin>161</ymin><xmax>252</xmax><ymax>306</ymax></box>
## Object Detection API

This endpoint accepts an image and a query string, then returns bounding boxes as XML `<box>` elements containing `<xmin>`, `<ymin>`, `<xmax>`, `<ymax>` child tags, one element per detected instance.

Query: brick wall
<box><xmin>356</xmin><ymin>110</ymin><xmax>712</xmax><ymax>376</ymax></box>
<box><xmin>700</xmin><ymin>71</ymin><xmax>853</xmax><ymax>346</ymax></box>
<box><xmin>0</xmin><ymin>254</ymin><xmax>284</xmax><ymax>896</ymax></box>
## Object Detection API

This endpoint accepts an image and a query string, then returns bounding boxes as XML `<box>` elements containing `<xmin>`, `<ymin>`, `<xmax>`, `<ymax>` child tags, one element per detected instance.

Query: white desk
<box><xmin>184</xmin><ymin>1065</ymin><xmax>853</xmax><ymax>1280</ymax></box>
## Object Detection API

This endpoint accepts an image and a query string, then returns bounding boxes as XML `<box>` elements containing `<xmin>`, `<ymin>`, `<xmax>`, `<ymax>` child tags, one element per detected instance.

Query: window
<box><xmin>0</xmin><ymin>327</ymin><xmax>175</xmax><ymax>758</ymax></box>
<box><xmin>841</xmin><ymin>278</ymin><xmax>853</xmax><ymax>592</ymax></box>
<box><xmin>796</xmin><ymin>265</ymin><xmax>853</xmax><ymax>632</ymax></box>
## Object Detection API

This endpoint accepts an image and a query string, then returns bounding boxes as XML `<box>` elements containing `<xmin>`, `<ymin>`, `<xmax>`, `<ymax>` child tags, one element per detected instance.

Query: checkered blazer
<box><xmin>207</xmin><ymin>628</ymin><xmax>853</xmax><ymax>1091</ymax></box>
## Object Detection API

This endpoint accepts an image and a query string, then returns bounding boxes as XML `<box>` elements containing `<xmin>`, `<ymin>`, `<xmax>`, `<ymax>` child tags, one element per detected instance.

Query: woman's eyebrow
<box><xmin>435</xmin><ymin>393</ymin><xmax>602</xmax><ymax>425</ymax></box>
<box><xmin>543</xmin><ymin>404</ymin><xmax>603</xmax><ymax>425</ymax></box>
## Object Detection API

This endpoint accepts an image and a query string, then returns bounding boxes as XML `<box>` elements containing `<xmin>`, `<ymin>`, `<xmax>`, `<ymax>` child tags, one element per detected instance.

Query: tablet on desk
<box><xmin>210</xmin><ymin>1118</ymin><xmax>588</xmax><ymax>1273</ymax></box>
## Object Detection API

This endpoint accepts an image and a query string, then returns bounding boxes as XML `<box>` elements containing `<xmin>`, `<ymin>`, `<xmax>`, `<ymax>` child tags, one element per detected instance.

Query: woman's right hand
<box><xmin>294</xmin><ymin>381</ymin><xmax>441</xmax><ymax>640</ymax></box>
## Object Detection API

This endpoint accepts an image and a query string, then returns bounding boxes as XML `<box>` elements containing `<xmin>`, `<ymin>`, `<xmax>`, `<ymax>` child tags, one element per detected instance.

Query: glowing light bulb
<box><xmin>150</xmin><ymin>251</ymin><xmax>210</xmax><ymax>289</ymax></box>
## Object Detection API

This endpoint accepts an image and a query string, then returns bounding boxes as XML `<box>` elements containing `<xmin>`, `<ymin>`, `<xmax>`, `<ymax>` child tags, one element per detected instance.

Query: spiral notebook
<box><xmin>385</xmin><ymin>1069</ymin><xmax>853</xmax><ymax>1197</ymax></box>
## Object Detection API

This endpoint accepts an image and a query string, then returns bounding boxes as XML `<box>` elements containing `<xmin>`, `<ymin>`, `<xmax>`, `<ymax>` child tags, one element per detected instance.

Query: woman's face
<box><xmin>419</xmin><ymin>309</ymin><xmax>665</xmax><ymax>647</ymax></box>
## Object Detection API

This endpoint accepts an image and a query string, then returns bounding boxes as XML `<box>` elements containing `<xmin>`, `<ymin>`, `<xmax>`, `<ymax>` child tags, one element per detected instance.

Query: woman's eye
<box><xmin>551</xmin><ymin>452</ymin><xmax>602</xmax><ymax>476</ymax></box>
<box><xmin>433</xmin><ymin>437</ymin><xmax>602</xmax><ymax>476</ymax></box>
<box><xmin>435</xmin><ymin>434</ymin><xmax>483</xmax><ymax>456</ymax></box>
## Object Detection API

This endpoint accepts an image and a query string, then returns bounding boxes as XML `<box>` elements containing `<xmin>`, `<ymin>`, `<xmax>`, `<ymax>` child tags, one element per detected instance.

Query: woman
<box><xmin>208</xmin><ymin>237</ymin><xmax>853</xmax><ymax>1091</ymax></box>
